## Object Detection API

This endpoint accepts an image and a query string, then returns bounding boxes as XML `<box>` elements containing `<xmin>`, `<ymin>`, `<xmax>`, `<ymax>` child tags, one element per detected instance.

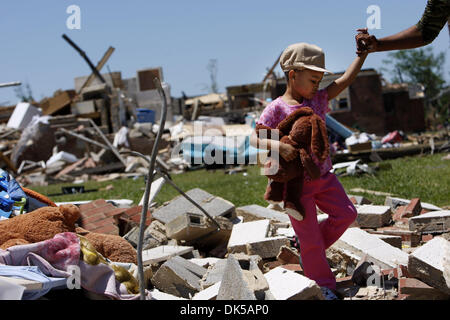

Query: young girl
<box><xmin>250</xmin><ymin>39</ymin><xmax>368</xmax><ymax>300</ymax></box>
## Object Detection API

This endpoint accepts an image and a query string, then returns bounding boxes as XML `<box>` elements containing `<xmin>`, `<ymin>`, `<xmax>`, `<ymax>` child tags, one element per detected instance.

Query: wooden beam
<box><xmin>262</xmin><ymin>51</ymin><xmax>282</xmax><ymax>83</ymax></box>
<box><xmin>77</xmin><ymin>46</ymin><xmax>115</xmax><ymax>94</ymax></box>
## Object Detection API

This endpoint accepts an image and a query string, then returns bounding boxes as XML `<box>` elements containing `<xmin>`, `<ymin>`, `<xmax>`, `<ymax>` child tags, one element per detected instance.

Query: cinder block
<box><xmin>189</xmin><ymin>258</ymin><xmax>222</xmax><ymax>268</ymax></box>
<box><xmin>142</xmin><ymin>245</ymin><xmax>194</xmax><ymax>265</ymax></box>
<box><xmin>192</xmin><ymin>281</ymin><xmax>221</xmax><ymax>300</ymax></box>
<box><xmin>216</xmin><ymin>254</ymin><xmax>272</xmax><ymax>300</ymax></box>
<box><xmin>236</xmin><ymin>204</ymin><xmax>290</xmax><ymax>223</ymax></box>
<box><xmin>332</xmin><ymin>227</ymin><xmax>409</xmax><ymax>269</ymax></box>
<box><xmin>264</xmin><ymin>267</ymin><xmax>324</xmax><ymax>300</ymax></box>
<box><xmin>356</xmin><ymin>205</ymin><xmax>392</xmax><ymax>228</ymax></box>
<box><xmin>200</xmin><ymin>259</ymin><xmax>228</xmax><ymax>289</ymax></box>
<box><xmin>409</xmin><ymin>210</ymin><xmax>450</xmax><ymax>233</ymax></box>
<box><xmin>246</xmin><ymin>237</ymin><xmax>291</xmax><ymax>259</ymax></box>
<box><xmin>374</xmin><ymin>234</ymin><xmax>403</xmax><ymax>249</ymax></box>
<box><xmin>166</xmin><ymin>213</ymin><xmax>233</xmax><ymax>251</ymax></box>
<box><xmin>166</xmin><ymin>212</ymin><xmax>217</xmax><ymax>241</ymax></box>
<box><xmin>227</xmin><ymin>219</ymin><xmax>270</xmax><ymax>254</ymax></box>
<box><xmin>151</xmin><ymin>255</ymin><xmax>207</xmax><ymax>299</ymax></box>
<box><xmin>152</xmin><ymin>188</ymin><xmax>236</xmax><ymax>224</ymax></box>
<box><xmin>408</xmin><ymin>237</ymin><xmax>450</xmax><ymax>295</ymax></box>
<box><xmin>385</xmin><ymin>196</ymin><xmax>442</xmax><ymax>212</ymax></box>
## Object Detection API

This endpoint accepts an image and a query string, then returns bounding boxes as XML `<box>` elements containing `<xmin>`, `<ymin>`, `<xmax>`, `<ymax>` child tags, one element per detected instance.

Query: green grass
<box><xmin>30</xmin><ymin>153</ymin><xmax>450</xmax><ymax>208</ymax></box>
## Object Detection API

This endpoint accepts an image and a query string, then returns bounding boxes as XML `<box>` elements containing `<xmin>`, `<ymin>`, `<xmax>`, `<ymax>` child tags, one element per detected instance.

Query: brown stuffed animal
<box><xmin>0</xmin><ymin>204</ymin><xmax>137</xmax><ymax>264</ymax></box>
<box><xmin>256</xmin><ymin>107</ymin><xmax>329</xmax><ymax>220</ymax></box>
<box><xmin>76</xmin><ymin>227</ymin><xmax>137</xmax><ymax>264</ymax></box>
<box><xmin>0</xmin><ymin>204</ymin><xmax>80</xmax><ymax>249</ymax></box>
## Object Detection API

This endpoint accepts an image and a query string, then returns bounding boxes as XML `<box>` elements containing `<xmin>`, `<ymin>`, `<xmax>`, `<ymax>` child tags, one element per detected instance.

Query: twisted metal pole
<box><xmin>136</xmin><ymin>78</ymin><xmax>167</xmax><ymax>300</ymax></box>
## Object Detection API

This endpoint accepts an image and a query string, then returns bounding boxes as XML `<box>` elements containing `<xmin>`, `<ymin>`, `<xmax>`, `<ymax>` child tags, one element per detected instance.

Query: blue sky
<box><xmin>1</xmin><ymin>0</ymin><xmax>449</xmax><ymax>105</ymax></box>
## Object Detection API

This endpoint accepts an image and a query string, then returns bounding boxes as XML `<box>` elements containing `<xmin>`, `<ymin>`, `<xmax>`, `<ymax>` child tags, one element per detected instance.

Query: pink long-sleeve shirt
<box><xmin>256</xmin><ymin>88</ymin><xmax>333</xmax><ymax>181</ymax></box>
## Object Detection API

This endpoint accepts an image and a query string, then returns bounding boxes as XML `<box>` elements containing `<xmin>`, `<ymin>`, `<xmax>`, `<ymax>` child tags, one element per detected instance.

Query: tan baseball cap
<box><xmin>280</xmin><ymin>43</ymin><xmax>333</xmax><ymax>74</ymax></box>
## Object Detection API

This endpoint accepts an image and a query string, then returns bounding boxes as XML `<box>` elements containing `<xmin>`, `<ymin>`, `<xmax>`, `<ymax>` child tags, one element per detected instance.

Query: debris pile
<box><xmin>0</xmin><ymin>168</ymin><xmax>448</xmax><ymax>300</ymax></box>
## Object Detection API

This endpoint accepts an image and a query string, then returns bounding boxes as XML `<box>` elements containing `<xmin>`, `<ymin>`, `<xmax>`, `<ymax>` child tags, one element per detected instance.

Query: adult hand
<box><xmin>279</xmin><ymin>142</ymin><xmax>297</xmax><ymax>162</ymax></box>
<box><xmin>355</xmin><ymin>28</ymin><xmax>379</xmax><ymax>54</ymax></box>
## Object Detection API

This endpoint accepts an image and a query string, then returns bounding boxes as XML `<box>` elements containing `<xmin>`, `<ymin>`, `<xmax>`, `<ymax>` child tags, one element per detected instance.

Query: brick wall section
<box><xmin>77</xmin><ymin>200</ymin><xmax>153</xmax><ymax>235</ymax></box>
<box><xmin>331</xmin><ymin>73</ymin><xmax>386</xmax><ymax>135</ymax></box>
<box><xmin>123</xmin><ymin>205</ymin><xmax>152</xmax><ymax>227</ymax></box>
<box><xmin>78</xmin><ymin>199</ymin><xmax>128</xmax><ymax>235</ymax></box>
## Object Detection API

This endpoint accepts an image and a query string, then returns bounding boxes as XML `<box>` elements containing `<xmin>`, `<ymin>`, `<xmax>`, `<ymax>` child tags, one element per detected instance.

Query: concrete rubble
<box><xmin>1</xmin><ymin>164</ymin><xmax>449</xmax><ymax>300</ymax></box>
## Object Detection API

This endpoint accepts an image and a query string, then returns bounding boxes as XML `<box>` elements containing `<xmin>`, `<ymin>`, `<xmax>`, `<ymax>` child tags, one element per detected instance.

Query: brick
<box><xmin>422</xmin><ymin>234</ymin><xmax>434</xmax><ymax>243</ymax></box>
<box><xmin>348</xmin><ymin>195</ymin><xmax>372</xmax><ymax>205</ymax></box>
<box><xmin>103</xmin><ymin>207</ymin><xmax>128</xmax><ymax>217</ymax></box>
<box><xmin>385</xmin><ymin>196</ymin><xmax>442</xmax><ymax>212</ymax></box>
<box><xmin>92</xmin><ymin>199</ymin><xmax>109</xmax><ymax>208</ymax></box>
<box><xmin>280</xmin><ymin>264</ymin><xmax>303</xmax><ymax>273</ymax></box>
<box><xmin>276</xmin><ymin>245</ymin><xmax>300</xmax><ymax>264</ymax></box>
<box><xmin>79</xmin><ymin>199</ymin><xmax>108</xmax><ymax>212</ymax></box>
<box><xmin>265</xmin><ymin>260</ymin><xmax>283</xmax><ymax>270</ymax></box>
<box><xmin>399</xmin><ymin>277</ymin><xmax>450</xmax><ymax>299</ymax></box>
<box><xmin>368</xmin><ymin>227</ymin><xmax>421</xmax><ymax>247</ymax></box>
<box><xmin>80</xmin><ymin>213</ymin><xmax>107</xmax><ymax>225</ymax></box>
<box><xmin>331</xmin><ymin>227</ymin><xmax>409</xmax><ymax>269</ymax></box>
<box><xmin>408</xmin><ymin>237</ymin><xmax>450</xmax><ymax>295</ymax></box>
<box><xmin>81</xmin><ymin>205</ymin><xmax>114</xmax><ymax>217</ymax></box>
<box><xmin>90</xmin><ymin>223</ymin><xmax>119</xmax><ymax>235</ymax></box>
<box><xmin>355</xmin><ymin>205</ymin><xmax>391</xmax><ymax>228</ymax></box>
<box><xmin>126</xmin><ymin>206</ymin><xmax>152</xmax><ymax>226</ymax></box>
<box><xmin>404</xmin><ymin>198</ymin><xmax>422</xmax><ymax>217</ymax></box>
<box><xmin>78</xmin><ymin>201</ymin><xmax>96</xmax><ymax>212</ymax></box>
<box><xmin>380</xmin><ymin>265</ymin><xmax>410</xmax><ymax>279</ymax></box>
<box><xmin>392</xmin><ymin>205</ymin><xmax>407</xmax><ymax>222</ymax></box>
<box><xmin>409</xmin><ymin>210</ymin><xmax>450</xmax><ymax>233</ymax></box>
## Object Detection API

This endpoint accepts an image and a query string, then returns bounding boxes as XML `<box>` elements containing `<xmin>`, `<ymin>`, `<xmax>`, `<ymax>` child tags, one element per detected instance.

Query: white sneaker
<box><xmin>320</xmin><ymin>287</ymin><xmax>339</xmax><ymax>300</ymax></box>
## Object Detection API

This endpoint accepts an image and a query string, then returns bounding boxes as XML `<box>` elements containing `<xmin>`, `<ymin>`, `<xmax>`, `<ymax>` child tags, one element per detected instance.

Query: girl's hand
<box><xmin>279</xmin><ymin>142</ymin><xmax>297</xmax><ymax>162</ymax></box>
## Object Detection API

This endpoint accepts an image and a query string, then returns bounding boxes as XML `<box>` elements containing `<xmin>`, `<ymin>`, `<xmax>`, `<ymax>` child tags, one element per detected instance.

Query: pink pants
<box><xmin>289</xmin><ymin>172</ymin><xmax>357</xmax><ymax>290</ymax></box>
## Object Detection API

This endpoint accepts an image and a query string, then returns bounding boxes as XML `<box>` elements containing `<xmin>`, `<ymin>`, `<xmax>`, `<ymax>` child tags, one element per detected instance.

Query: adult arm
<box><xmin>356</xmin><ymin>0</ymin><xmax>450</xmax><ymax>53</ymax></box>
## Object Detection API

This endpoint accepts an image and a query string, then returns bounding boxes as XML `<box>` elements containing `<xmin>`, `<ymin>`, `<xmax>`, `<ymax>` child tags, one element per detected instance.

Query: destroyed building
<box><xmin>227</xmin><ymin>69</ymin><xmax>427</xmax><ymax>136</ymax></box>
